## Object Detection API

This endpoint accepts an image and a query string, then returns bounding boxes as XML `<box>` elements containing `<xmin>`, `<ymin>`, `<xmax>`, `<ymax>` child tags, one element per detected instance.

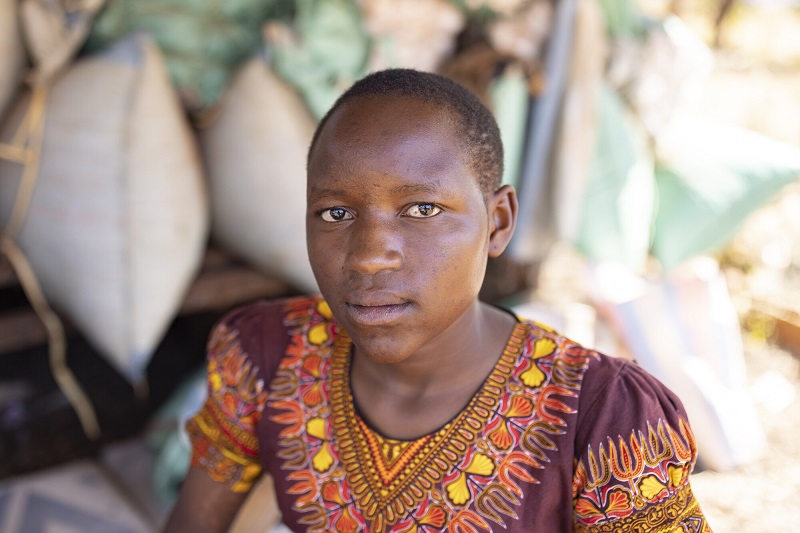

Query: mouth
<box><xmin>344</xmin><ymin>301</ymin><xmax>412</xmax><ymax>326</ymax></box>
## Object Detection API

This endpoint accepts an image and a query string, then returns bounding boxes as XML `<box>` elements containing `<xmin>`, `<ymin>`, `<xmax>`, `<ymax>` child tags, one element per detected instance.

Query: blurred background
<box><xmin>0</xmin><ymin>0</ymin><xmax>799</xmax><ymax>531</ymax></box>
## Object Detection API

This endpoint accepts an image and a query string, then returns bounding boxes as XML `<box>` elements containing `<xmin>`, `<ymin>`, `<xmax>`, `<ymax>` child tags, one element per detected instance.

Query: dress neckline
<box><xmin>325</xmin><ymin>321</ymin><xmax>529</xmax><ymax>532</ymax></box>
<box><xmin>341</xmin><ymin>319</ymin><xmax>526</xmax><ymax>443</ymax></box>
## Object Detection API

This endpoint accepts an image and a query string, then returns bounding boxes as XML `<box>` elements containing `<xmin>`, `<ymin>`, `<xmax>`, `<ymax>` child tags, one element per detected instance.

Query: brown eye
<box><xmin>405</xmin><ymin>203</ymin><xmax>441</xmax><ymax>218</ymax></box>
<box><xmin>320</xmin><ymin>208</ymin><xmax>353</xmax><ymax>222</ymax></box>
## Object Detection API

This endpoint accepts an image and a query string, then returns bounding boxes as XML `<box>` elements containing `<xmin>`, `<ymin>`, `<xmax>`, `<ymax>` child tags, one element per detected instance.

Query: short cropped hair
<box><xmin>308</xmin><ymin>69</ymin><xmax>504</xmax><ymax>197</ymax></box>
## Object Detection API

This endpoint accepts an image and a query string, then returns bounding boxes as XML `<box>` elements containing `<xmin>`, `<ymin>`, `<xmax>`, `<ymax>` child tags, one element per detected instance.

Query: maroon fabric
<box><xmin>189</xmin><ymin>296</ymin><xmax>711</xmax><ymax>532</ymax></box>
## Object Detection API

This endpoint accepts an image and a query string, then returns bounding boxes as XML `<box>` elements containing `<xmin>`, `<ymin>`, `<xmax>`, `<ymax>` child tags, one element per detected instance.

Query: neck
<box><xmin>351</xmin><ymin>301</ymin><xmax>515</xmax><ymax>400</ymax></box>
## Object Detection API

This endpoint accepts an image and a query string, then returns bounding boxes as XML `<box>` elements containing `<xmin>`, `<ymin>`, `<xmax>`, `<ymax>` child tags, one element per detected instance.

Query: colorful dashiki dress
<box><xmin>188</xmin><ymin>296</ymin><xmax>711</xmax><ymax>532</ymax></box>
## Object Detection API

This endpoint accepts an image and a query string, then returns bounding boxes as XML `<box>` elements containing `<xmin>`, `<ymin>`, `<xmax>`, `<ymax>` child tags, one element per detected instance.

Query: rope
<box><xmin>0</xmin><ymin>86</ymin><xmax>101</xmax><ymax>441</ymax></box>
<box><xmin>0</xmin><ymin>238</ymin><xmax>101</xmax><ymax>440</ymax></box>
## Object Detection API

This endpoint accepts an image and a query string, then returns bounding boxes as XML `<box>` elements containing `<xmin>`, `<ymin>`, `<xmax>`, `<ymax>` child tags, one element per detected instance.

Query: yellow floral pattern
<box><xmin>572</xmin><ymin>417</ymin><xmax>708</xmax><ymax>531</ymax></box>
<box><xmin>189</xmin><ymin>296</ymin><xmax>711</xmax><ymax>532</ymax></box>
<box><xmin>268</xmin><ymin>296</ymin><xmax>601</xmax><ymax>532</ymax></box>
<box><xmin>187</xmin><ymin>322</ymin><xmax>266</xmax><ymax>493</ymax></box>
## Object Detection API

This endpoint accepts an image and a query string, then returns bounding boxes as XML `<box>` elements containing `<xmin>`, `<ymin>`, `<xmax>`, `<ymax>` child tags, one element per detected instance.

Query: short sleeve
<box><xmin>571</xmin><ymin>357</ymin><xmax>712</xmax><ymax>532</ymax></box>
<box><xmin>186</xmin><ymin>307</ymin><xmax>269</xmax><ymax>493</ymax></box>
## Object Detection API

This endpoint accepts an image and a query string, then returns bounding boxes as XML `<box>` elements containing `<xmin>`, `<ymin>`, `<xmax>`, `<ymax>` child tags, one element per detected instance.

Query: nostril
<box><xmin>348</xmin><ymin>249</ymin><xmax>403</xmax><ymax>275</ymax></box>
<box><xmin>344</xmin><ymin>217</ymin><xmax>404</xmax><ymax>274</ymax></box>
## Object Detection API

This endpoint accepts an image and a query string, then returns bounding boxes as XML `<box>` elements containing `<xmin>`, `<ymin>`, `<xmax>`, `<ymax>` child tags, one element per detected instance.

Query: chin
<box><xmin>350</xmin><ymin>331</ymin><xmax>419</xmax><ymax>365</ymax></box>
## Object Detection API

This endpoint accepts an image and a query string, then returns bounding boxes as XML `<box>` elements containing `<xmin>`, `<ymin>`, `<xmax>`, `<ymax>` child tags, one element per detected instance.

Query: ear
<box><xmin>487</xmin><ymin>184</ymin><xmax>517</xmax><ymax>258</ymax></box>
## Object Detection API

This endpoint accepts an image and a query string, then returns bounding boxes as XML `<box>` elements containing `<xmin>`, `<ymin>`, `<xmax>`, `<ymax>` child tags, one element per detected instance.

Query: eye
<box><xmin>320</xmin><ymin>208</ymin><xmax>353</xmax><ymax>222</ymax></box>
<box><xmin>405</xmin><ymin>203</ymin><xmax>441</xmax><ymax>218</ymax></box>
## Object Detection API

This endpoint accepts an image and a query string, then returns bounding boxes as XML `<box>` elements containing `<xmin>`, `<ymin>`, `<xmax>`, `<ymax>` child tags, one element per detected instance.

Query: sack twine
<box><xmin>0</xmin><ymin>85</ymin><xmax>101</xmax><ymax>441</ymax></box>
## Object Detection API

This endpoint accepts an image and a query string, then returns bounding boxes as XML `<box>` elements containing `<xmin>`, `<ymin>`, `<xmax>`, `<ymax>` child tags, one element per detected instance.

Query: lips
<box><xmin>344</xmin><ymin>292</ymin><xmax>412</xmax><ymax>326</ymax></box>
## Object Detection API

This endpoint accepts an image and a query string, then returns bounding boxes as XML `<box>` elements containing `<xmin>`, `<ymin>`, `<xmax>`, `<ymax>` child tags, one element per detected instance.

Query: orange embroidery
<box><xmin>188</xmin><ymin>324</ymin><xmax>265</xmax><ymax>492</ymax></box>
<box><xmin>328</xmin><ymin>325</ymin><xmax>526</xmax><ymax>532</ymax></box>
<box><xmin>271</xmin><ymin>297</ymin><xmax>705</xmax><ymax>532</ymax></box>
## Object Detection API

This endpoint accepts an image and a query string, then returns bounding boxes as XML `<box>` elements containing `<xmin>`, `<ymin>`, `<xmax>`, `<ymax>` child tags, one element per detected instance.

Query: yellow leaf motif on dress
<box><xmin>317</xmin><ymin>300</ymin><xmax>333</xmax><ymax>320</ymax></box>
<box><xmin>520</xmin><ymin>363</ymin><xmax>545</xmax><ymax>388</ymax></box>
<box><xmin>312</xmin><ymin>442</ymin><xmax>334</xmax><ymax>473</ymax></box>
<box><xmin>209</xmin><ymin>371</ymin><xmax>222</xmax><ymax>392</ymax></box>
<box><xmin>445</xmin><ymin>472</ymin><xmax>471</xmax><ymax>505</ymax></box>
<box><xmin>637</xmin><ymin>474</ymin><xmax>667</xmax><ymax>500</ymax></box>
<box><xmin>465</xmin><ymin>453</ymin><xmax>496</xmax><ymax>476</ymax></box>
<box><xmin>307</xmin><ymin>417</ymin><xmax>334</xmax><ymax>472</ymax></box>
<box><xmin>306</xmin><ymin>417</ymin><xmax>327</xmax><ymax>440</ymax></box>
<box><xmin>308</xmin><ymin>323</ymin><xmax>329</xmax><ymax>346</ymax></box>
<box><xmin>532</xmin><ymin>338</ymin><xmax>557</xmax><ymax>358</ymax></box>
<box><xmin>668</xmin><ymin>463</ymin><xmax>687</xmax><ymax>488</ymax></box>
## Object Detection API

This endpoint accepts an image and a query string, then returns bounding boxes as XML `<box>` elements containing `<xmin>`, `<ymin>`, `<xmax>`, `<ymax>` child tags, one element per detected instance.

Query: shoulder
<box><xmin>214</xmin><ymin>295</ymin><xmax>326</xmax><ymax>341</ymax></box>
<box><xmin>207</xmin><ymin>295</ymin><xmax>328</xmax><ymax>373</ymax></box>
<box><xmin>514</xmin><ymin>316</ymin><xmax>691</xmax><ymax>443</ymax></box>
<box><xmin>577</xmin><ymin>353</ymin><xmax>689</xmax><ymax>432</ymax></box>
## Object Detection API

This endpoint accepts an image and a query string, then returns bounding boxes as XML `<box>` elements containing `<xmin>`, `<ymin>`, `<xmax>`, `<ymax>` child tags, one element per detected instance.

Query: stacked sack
<box><xmin>0</xmin><ymin>0</ymin><xmax>26</xmax><ymax>121</ymax></box>
<box><xmin>200</xmin><ymin>56</ymin><xmax>317</xmax><ymax>291</ymax></box>
<box><xmin>0</xmin><ymin>34</ymin><xmax>208</xmax><ymax>383</ymax></box>
<box><xmin>1</xmin><ymin>0</ymin><xmax>555</xmax><ymax>384</ymax></box>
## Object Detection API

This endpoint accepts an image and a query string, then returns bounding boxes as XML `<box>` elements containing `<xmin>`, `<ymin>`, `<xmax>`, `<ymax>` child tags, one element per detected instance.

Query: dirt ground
<box><xmin>690</xmin><ymin>341</ymin><xmax>800</xmax><ymax>531</ymax></box>
<box><xmin>634</xmin><ymin>1</ymin><xmax>800</xmax><ymax>530</ymax></box>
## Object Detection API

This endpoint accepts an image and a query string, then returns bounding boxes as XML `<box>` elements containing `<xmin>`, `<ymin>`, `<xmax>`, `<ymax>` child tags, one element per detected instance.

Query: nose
<box><xmin>346</xmin><ymin>217</ymin><xmax>403</xmax><ymax>275</ymax></box>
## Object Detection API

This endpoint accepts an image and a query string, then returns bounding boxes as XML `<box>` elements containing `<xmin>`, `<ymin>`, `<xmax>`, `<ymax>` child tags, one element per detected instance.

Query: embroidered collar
<box><xmin>328</xmin><ymin>322</ymin><xmax>529</xmax><ymax>532</ymax></box>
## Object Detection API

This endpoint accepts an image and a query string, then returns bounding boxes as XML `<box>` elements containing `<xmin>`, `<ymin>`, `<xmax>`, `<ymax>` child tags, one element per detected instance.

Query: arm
<box><xmin>571</xmin><ymin>358</ymin><xmax>712</xmax><ymax>532</ymax></box>
<box><xmin>164</xmin><ymin>468</ymin><xmax>250</xmax><ymax>533</ymax></box>
<box><xmin>163</xmin><ymin>304</ymin><xmax>278</xmax><ymax>532</ymax></box>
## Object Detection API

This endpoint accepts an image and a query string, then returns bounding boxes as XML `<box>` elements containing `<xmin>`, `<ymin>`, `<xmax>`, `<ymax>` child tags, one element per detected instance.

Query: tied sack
<box><xmin>0</xmin><ymin>0</ymin><xmax>26</xmax><ymax>121</ymax></box>
<box><xmin>0</xmin><ymin>36</ymin><xmax>209</xmax><ymax>382</ymax></box>
<box><xmin>200</xmin><ymin>56</ymin><xmax>316</xmax><ymax>292</ymax></box>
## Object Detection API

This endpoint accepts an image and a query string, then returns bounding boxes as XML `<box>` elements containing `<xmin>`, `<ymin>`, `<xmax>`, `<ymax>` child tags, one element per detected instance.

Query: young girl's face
<box><xmin>306</xmin><ymin>94</ymin><xmax>495</xmax><ymax>364</ymax></box>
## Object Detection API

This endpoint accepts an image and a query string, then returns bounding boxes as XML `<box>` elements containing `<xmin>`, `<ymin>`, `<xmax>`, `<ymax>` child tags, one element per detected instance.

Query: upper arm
<box><xmin>164</xmin><ymin>303</ymin><xmax>284</xmax><ymax>531</ymax></box>
<box><xmin>164</xmin><ymin>467</ymin><xmax>250</xmax><ymax>533</ymax></box>
<box><xmin>571</xmin><ymin>359</ymin><xmax>712</xmax><ymax>532</ymax></box>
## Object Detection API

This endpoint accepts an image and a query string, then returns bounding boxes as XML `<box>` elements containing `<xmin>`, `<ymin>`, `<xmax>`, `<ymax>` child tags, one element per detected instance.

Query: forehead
<box><xmin>318</xmin><ymin>94</ymin><xmax>459</xmax><ymax>151</ymax></box>
<box><xmin>308</xmin><ymin>94</ymin><xmax>477</xmax><ymax>191</ymax></box>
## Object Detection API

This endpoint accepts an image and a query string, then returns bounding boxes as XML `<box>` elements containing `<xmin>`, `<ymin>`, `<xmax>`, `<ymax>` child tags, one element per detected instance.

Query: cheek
<box><xmin>307</xmin><ymin>233</ymin><xmax>342</xmax><ymax>284</ymax></box>
<box><xmin>423</xmin><ymin>224</ymin><xmax>489</xmax><ymax>290</ymax></box>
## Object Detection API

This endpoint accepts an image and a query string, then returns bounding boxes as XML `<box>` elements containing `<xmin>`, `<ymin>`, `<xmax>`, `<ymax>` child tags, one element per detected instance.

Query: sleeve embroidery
<box><xmin>187</xmin><ymin>323</ymin><xmax>267</xmax><ymax>493</ymax></box>
<box><xmin>572</xmin><ymin>417</ymin><xmax>711</xmax><ymax>532</ymax></box>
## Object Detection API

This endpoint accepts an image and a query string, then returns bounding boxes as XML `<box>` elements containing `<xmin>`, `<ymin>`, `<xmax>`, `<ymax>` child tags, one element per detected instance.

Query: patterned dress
<box><xmin>188</xmin><ymin>296</ymin><xmax>712</xmax><ymax>532</ymax></box>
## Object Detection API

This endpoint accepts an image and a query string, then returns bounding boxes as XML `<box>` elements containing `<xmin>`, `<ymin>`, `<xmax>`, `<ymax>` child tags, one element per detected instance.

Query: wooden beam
<box><xmin>0</xmin><ymin>247</ymin><xmax>296</xmax><ymax>355</ymax></box>
<box><xmin>0</xmin><ymin>309</ymin><xmax>48</xmax><ymax>354</ymax></box>
<box><xmin>0</xmin><ymin>254</ymin><xmax>16</xmax><ymax>289</ymax></box>
<box><xmin>179</xmin><ymin>265</ymin><xmax>293</xmax><ymax>315</ymax></box>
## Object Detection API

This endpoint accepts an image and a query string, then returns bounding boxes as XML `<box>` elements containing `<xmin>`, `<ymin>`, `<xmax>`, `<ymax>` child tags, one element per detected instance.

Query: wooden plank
<box><xmin>0</xmin><ymin>309</ymin><xmax>48</xmax><ymax>354</ymax></box>
<box><xmin>751</xmin><ymin>297</ymin><xmax>800</xmax><ymax>359</ymax></box>
<box><xmin>0</xmin><ymin>246</ymin><xmax>295</xmax><ymax>354</ymax></box>
<box><xmin>774</xmin><ymin>315</ymin><xmax>800</xmax><ymax>358</ymax></box>
<box><xmin>0</xmin><ymin>254</ymin><xmax>16</xmax><ymax>289</ymax></box>
<box><xmin>179</xmin><ymin>265</ymin><xmax>293</xmax><ymax>314</ymax></box>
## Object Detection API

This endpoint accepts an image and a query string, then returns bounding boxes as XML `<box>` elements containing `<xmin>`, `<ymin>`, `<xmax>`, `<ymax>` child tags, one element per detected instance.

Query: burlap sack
<box><xmin>19</xmin><ymin>0</ymin><xmax>106</xmax><ymax>84</ymax></box>
<box><xmin>0</xmin><ymin>0</ymin><xmax>26</xmax><ymax>121</ymax></box>
<box><xmin>0</xmin><ymin>36</ymin><xmax>208</xmax><ymax>382</ymax></box>
<box><xmin>200</xmin><ymin>56</ymin><xmax>317</xmax><ymax>292</ymax></box>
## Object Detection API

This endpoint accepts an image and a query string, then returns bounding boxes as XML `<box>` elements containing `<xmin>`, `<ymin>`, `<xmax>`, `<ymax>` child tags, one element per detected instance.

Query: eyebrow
<box><xmin>308</xmin><ymin>181</ymin><xmax>447</xmax><ymax>203</ymax></box>
<box><xmin>307</xmin><ymin>186</ymin><xmax>344</xmax><ymax>203</ymax></box>
<box><xmin>390</xmin><ymin>182</ymin><xmax>445</xmax><ymax>196</ymax></box>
